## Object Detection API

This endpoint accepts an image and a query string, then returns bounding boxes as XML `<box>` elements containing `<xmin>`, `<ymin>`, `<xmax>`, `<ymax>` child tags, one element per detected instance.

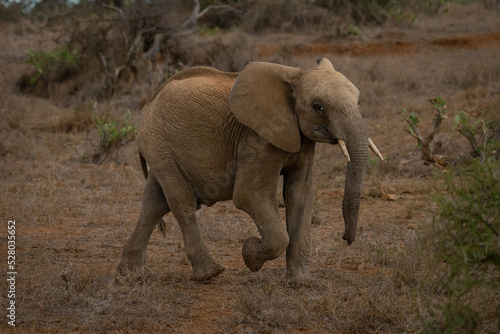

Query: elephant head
<box><xmin>229</xmin><ymin>58</ymin><xmax>383</xmax><ymax>245</ymax></box>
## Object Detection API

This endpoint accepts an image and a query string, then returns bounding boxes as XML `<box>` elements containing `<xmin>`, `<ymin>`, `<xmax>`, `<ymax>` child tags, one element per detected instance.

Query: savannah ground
<box><xmin>0</xmin><ymin>1</ymin><xmax>499</xmax><ymax>333</ymax></box>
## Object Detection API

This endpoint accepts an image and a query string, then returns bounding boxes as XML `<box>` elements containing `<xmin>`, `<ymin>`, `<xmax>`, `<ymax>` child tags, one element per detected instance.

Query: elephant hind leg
<box><xmin>175</xmin><ymin>209</ymin><xmax>225</xmax><ymax>281</ymax></box>
<box><xmin>155</xmin><ymin>170</ymin><xmax>225</xmax><ymax>281</ymax></box>
<box><xmin>118</xmin><ymin>173</ymin><xmax>170</xmax><ymax>275</ymax></box>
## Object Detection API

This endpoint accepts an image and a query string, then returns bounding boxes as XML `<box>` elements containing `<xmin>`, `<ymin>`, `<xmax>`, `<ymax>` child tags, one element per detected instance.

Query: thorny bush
<box><xmin>427</xmin><ymin>156</ymin><xmax>500</xmax><ymax>333</ymax></box>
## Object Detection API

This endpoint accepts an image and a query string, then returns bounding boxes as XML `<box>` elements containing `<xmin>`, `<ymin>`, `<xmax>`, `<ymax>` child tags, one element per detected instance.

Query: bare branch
<box><xmin>404</xmin><ymin>128</ymin><xmax>422</xmax><ymax>141</ymax></box>
<box><xmin>179</xmin><ymin>0</ymin><xmax>201</xmax><ymax>30</ymax></box>
<box><xmin>457</xmin><ymin>126</ymin><xmax>480</xmax><ymax>157</ymax></box>
<box><xmin>98</xmin><ymin>52</ymin><xmax>109</xmax><ymax>89</ymax></box>
<box><xmin>198</xmin><ymin>4</ymin><xmax>240</xmax><ymax>18</ymax></box>
<box><xmin>97</xmin><ymin>1</ymin><xmax>124</xmax><ymax>21</ymax></box>
<box><xmin>179</xmin><ymin>0</ymin><xmax>240</xmax><ymax>30</ymax></box>
<box><xmin>404</xmin><ymin>109</ymin><xmax>444</xmax><ymax>163</ymax></box>
<box><xmin>127</xmin><ymin>30</ymin><xmax>143</xmax><ymax>67</ymax></box>
<box><xmin>403</xmin><ymin>114</ymin><xmax>423</xmax><ymax>142</ymax></box>
<box><xmin>143</xmin><ymin>33</ymin><xmax>166</xmax><ymax>61</ymax></box>
<box><xmin>423</xmin><ymin>110</ymin><xmax>444</xmax><ymax>146</ymax></box>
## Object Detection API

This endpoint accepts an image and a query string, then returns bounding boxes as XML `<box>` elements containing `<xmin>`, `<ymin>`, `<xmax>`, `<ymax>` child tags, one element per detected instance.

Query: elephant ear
<box><xmin>316</xmin><ymin>57</ymin><xmax>335</xmax><ymax>71</ymax></box>
<box><xmin>229</xmin><ymin>62</ymin><xmax>303</xmax><ymax>153</ymax></box>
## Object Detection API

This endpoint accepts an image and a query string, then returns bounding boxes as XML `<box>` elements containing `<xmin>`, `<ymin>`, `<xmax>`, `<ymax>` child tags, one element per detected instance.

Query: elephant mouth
<box><xmin>323</xmin><ymin>131</ymin><xmax>352</xmax><ymax>162</ymax></box>
<box><xmin>312</xmin><ymin>126</ymin><xmax>341</xmax><ymax>145</ymax></box>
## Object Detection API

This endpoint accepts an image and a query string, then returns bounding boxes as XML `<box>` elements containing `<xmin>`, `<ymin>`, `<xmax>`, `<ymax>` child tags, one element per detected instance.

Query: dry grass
<box><xmin>18</xmin><ymin>263</ymin><xmax>193</xmax><ymax>332</ymax></box>
<box><xmin>1</xmin><ymin>2</ymin><xmax>499</xmax><ymax>333</ymax></box>
<box><xmin>219</xmin><ymin>245</ymin><xmax>424</xmax><ymax>333</ymax></box>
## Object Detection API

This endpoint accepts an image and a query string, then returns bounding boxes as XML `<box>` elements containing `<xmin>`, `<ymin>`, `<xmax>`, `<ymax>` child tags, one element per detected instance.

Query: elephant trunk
<box><xmin>336</xmin><ymin>121</ymin><xmax>369</xmax><ymax>245</ymax></box>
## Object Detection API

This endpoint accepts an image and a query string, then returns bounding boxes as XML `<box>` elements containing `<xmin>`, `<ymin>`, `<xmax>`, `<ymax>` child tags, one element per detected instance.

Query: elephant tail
<box><xmin>139</xmin><ymin>151</ymin><xmax>148</xmax><ymax>180</ymax></box>
<box><xmin>139</xmin><ymin>151</ymin><xmax>166</xmax><ymax>237</ymax></box>
<box><xmin>157</xmin><ymin>218</ymin><xmax>167</xmax><ymax>238</ymax></box>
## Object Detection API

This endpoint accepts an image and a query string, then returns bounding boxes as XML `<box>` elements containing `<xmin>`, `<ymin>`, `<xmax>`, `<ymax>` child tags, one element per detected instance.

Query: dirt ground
<box><xmin>1</xmin><ymin>3</ymin><xmax>499</xmax><ymax>333</ymax></box>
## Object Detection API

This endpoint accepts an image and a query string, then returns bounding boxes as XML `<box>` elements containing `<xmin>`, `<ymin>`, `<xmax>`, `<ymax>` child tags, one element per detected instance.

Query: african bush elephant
<box><xmin>118</xmin><ymin>58</ymin><xmax>383</xmax><ymax>284</ymax></box>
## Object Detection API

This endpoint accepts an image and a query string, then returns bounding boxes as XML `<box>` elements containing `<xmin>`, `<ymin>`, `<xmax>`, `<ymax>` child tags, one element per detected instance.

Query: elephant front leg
<box><xmin>283</xmin><ymin>160</ymin><xmax>315</xmax><ymax>285</ymax></box>
<box><xmin>233</xmin><ymin>169</ymin><xmax>289</xmax><ymax>273</ymax></box>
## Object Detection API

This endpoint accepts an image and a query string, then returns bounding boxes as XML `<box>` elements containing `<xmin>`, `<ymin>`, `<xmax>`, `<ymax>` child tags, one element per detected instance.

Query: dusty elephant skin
<box><xmin>118</xmin><ymin>58</ymin><xmax>383</xmax><ymax>284</ymax></box>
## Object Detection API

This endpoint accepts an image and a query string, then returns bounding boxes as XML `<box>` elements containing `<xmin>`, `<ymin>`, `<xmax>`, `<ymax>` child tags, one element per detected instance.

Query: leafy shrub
<box><xmin>454</xmin><ymin>110</ymin><xmax>500</xmax><ymax>160</ymax></box>
<box><xmin>94</xmin><ymin>111</ymin><xmax>136</xmax><ymax>153</ymax></box>
<box><xmin>403</xmin><ymin>95</ymin><xmax>446</xmax><ymax>164</ymax></box>
<box><xmin>427</xmin><ymin>157</ymin><xmax>500</xmax><ymax>333</ymax></box>
<box><xmin>25</xmin><ymin>45</ymin><xmax>79</xmax><ymax>85</ymax></box>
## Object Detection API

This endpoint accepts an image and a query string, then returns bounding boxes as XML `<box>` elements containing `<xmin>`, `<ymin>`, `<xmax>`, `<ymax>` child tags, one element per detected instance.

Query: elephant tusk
<box><xmin>368</xmin><ymin>138</ymin><xmax>384</xmax><ymax>161</ymax></box>
<box><xmin>338</xmin><ymin>139</ymin><xmax>350</xmax><ymax>162</ymax></box>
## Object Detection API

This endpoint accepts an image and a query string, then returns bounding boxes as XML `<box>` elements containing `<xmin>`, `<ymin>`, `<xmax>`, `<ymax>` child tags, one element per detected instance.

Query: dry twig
<box><xmin>179</xmin><ymin>0</ymin><xmax>240</xmax><ymax>30</ymax></box>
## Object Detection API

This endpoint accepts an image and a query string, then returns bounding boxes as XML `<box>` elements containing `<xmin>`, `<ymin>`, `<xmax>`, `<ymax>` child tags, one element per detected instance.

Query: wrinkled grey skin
<box><xmin>118</xmin><ymin>58</ymin><xmax>375</xmax><ymax>284</ymax></box>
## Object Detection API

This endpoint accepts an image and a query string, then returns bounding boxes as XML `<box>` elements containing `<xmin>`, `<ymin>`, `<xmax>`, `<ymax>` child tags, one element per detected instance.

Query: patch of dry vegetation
<box><xmin>19</xmin><ymin>264</ymin><xmax>193</xmax><ymax>332</ymax></box>
<box><xmin>220</xmin><ymin>240</ymin><xmax>428</xmax><ymax>333</ymax></box>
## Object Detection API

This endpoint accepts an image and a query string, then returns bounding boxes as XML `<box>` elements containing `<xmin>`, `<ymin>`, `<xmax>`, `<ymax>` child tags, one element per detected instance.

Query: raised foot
<box><xmin>192</xmin><ymin>262</ymin><xmax>225</xmax><ymax>281</ymax></box>
<box><xmin>242</xmin><ymin>237</ymin><xmax>266</xmax><ymax>272</ymax></box>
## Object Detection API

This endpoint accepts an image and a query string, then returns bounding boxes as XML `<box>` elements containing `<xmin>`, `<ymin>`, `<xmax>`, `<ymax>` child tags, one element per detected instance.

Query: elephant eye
<box><xmin>313</xmin><ymin>104</ymin><xmax>324</xmax><ymax>112</ymax></box>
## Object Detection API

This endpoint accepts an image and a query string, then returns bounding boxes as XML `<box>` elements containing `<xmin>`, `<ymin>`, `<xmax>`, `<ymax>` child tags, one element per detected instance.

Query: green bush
<box><xmin>94</xmin><ymin>111</ymin><xmax>136</xmax><ymax>153</ymax></box>
<box><xmin>427</xmin><ymin>157</ymin><xmax>500</xmax><ymax>332</ymax></box>
<box><xmin>25</xmin><ymin>45</ymin><xmax>79</xmax><ymax>85</ymax></box>
<box><xmin>454</xmin><ymin>110</ymin><xmax>500</xmax><ymax>160</ymax></box>
<box><xmin>403</xmin><ymin>95</ymin><xmax>446</xmax><ymax>163</ymax></box>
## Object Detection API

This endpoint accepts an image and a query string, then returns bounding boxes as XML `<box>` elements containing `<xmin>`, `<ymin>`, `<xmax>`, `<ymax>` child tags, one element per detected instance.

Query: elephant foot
<box><xmin>117</xmin><ymin>251</ymin><xmax>145</xmax><ymax>275</ymax></box>
<box><xmin>286</xmin><ymin>261</ymin><xmax>312</xmax><ymax>286</ymax></box>
<box><xmin>242</xmin><ymin>237</ymin><xmax>267</xmax><ymax>272</ymax></box>
<box><xmin>285</xmin><ymin>271</ymin><xmax>313</xmax><ymax>287</ymax></box>
<box><xmin>192</xmin><ymin>261</ymin><xmax>225</xmax><ymax>281</ymax></box>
